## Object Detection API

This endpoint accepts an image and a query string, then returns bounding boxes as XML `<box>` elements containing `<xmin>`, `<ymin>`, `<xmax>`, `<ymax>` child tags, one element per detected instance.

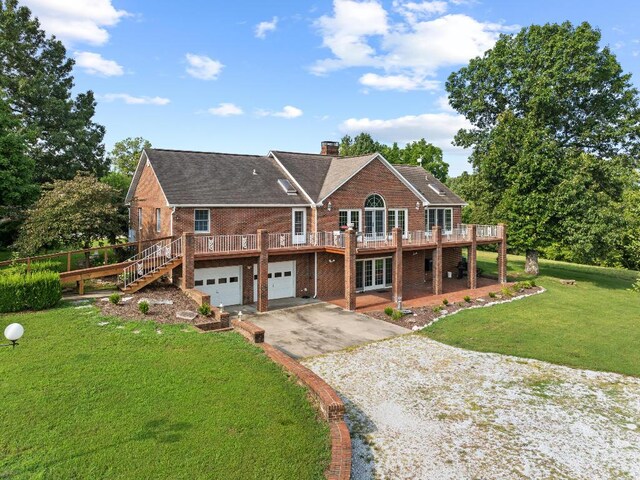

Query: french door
<box><xmin>364</xmin><ymin>209</ymin><xmax>385</xmax><ymax>239</ymax></box>
<box><xmin>355</xmin><ymin>257</ymin><xmax>392</xmax><ymax>291</ymax></box>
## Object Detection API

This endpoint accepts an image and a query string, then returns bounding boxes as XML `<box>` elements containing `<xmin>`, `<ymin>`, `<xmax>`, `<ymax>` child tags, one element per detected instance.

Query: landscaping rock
<box><xmin>97</xmin><ymin>321</ymin><xmax>109</xmax><ymax>326</ymax></box>
<box><xmin>121</xmin><ymin>296</ymin><xmax>134</xmax><ymax>303</ymax></box>
<box><xmin>561</xmin><ymin>279</ymin><xmax>577</xmax><ymax>285</ymax></box>
<box><xmin>137</xmin><ymin>297</ymin><xmax>173</xmax><ymax>305</ymax></box>
<box><xmin>176</xmin><ymin>310</ymin><xmax>197</xmax><ymax>321</ymax></box>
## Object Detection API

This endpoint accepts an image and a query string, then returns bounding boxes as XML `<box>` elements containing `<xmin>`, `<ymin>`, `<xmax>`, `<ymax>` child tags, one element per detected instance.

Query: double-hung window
<box><xmin>194</xmin><ymin>209</ymin><xmax>210</xmax><ymax>233</ymax></box>
<box><xmin>425</xmin><ymin>208</ymin><xmax>452</xmax><ymax>233</ymax></box>
<box><xmin>155</xmin><ymin>208</ymin><xmax>161</xmax><ymax>233</ymax></box>
<box><xmin>387</xmin><ymin>209</ymin><xmax>408</xmax><ymax>237</ymax></box>
<box><xmin>338</xmin><ymin>210</ymin><xmax>360</xmax><ymax>231</ymax></box>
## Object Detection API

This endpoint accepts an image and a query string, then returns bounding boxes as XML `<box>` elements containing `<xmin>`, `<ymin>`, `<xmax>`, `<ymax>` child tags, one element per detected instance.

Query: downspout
<box><xmin>171</xmin><ymin>207</ymin><xmax>176</xmax><ymax>237</ymax></box>
<box><xmin>314</xmin><ymin>251</ymin><xmax>318</xmax><ymax>299</ymax></box>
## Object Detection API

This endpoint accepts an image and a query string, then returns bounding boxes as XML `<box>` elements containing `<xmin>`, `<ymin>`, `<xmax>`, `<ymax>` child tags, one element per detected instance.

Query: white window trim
<box><xmin>194</xmin><ymin>208</ymin><xmax>211</xmax><ymax>234</ymax></box>
<box><xmin>292</xmin><ymin>208</ymin><xmax>307</xmax><ymax>244</ymax></box>
<box><xmin>155</xmin><ymin>208</ymin><xmax>161</xmax><ymax>233</ymax></box>
<box><xmin>426</xmin><ymin>207</ymin><xmax>453</xmax><ymax>234</ymax></box>
<box><xmin>387</xmin><ymin>208</ymin><xmax>409</xmax><ymax>238</ymax></box>
<box><xmin>339</xmin><ymin>209</ymin><xmax>361</xmax><ymax>231</ymax></box>
<box><xmin>137</xmin><ymin>207</ymin><xmax>142</xmax><ymax>231</ymax></box>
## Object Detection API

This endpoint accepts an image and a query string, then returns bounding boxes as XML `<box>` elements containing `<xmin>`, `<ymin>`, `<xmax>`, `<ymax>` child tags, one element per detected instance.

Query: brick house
<box><xmin>125</xmin><ymin>141</ymin><xmax>507</xmax><ymax>311</ymax></box>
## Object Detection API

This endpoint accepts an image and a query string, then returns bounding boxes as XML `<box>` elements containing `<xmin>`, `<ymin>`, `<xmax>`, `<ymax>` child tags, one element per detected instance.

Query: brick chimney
<box><xmin>320</xmin><ymin>141</ymin><xmax>339</xmax><ymax>156</ymax></box>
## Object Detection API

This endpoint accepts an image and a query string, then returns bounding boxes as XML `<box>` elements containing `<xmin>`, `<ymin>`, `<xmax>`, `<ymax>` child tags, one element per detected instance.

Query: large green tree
<box><xmin>446</xmin><ymin>22</ymin><xmax>640</xmax><ymax>274</ymax></box>
<box><xmin>109</xmin><ymin>137</ymin><xmax>152</xmax><ymax>177</ymax></box>
<box><xmin>339</xmin><ymin>132</ymin><xmax>449</xmax><ymax>181</ymax></box>
<box><xmin>0</xmin><ymin>0</ymin><xmax>107</xmax><ymax>183</ymax></box>
<box><xmin>16</xmin><ymin>173</ymin><xmax>124</xmax><ymax>256</ymax></box>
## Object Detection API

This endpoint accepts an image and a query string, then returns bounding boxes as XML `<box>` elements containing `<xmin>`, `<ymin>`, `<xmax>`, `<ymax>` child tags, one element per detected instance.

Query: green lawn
<box><xmin>422</xmin><ymin>251</ymin><xmax>640</xmax><ymax>377</ymax></box>
<box><xmin>0</xmin><ymin>304</ymin><xmax>329</xmax><ymax>479</ymax></box>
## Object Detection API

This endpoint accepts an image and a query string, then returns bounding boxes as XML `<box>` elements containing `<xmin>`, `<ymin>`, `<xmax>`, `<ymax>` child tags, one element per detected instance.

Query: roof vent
<box><xmin>428</xmin><ymin>184</ymin><xmax>447</xmax><ymax>196</ymax></box>
<box><xmin>278</xmin><ymin>178</ymin><xmax>297</xmax><ymax>195</ymax></box>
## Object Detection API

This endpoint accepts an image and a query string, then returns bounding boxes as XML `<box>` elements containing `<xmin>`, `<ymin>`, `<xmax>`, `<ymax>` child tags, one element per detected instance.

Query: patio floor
<box><xmin>328</xmin><ymin>276</ymin><xmax>502</xmax><ymax>312</ymax></box>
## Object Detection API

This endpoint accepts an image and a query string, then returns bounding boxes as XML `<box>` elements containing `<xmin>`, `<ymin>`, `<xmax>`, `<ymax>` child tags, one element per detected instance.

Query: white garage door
<box><xmin>195</xmin><ymin>266</ymin><xmax>242</xmax><ymax>307</ymax></box>
<box><xmin>253</xmin><ymin>261</ymin><xmax>296</xmax><ymax>302</ymax></box>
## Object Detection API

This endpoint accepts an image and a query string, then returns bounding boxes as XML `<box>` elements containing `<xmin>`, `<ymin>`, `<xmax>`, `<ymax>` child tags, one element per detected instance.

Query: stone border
<box><xmin>232</xmin><ymin>320</ymin><xmax>351</xmax><ymax>480</ymax></box>
<box><xmin>412</xmin><ymin>287</ymin><xmax>547</xmax><ymax>331</ymax></box>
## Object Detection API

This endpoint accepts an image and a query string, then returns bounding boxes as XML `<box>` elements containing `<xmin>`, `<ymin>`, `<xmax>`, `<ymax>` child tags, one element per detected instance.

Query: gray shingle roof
<box><xmin>271</xmin><ymin>150</ymin><xmax>377</xmax><ymax>203</ymax></box>
<box><xmin>394</xmin><ymin>165</ymin><xmax>465</xmax><ymax>205</ymax></box>
<box><xmin>139</xmin><ymin>149</ymin><xmax>308</xmax><ymax>205</ymax></box>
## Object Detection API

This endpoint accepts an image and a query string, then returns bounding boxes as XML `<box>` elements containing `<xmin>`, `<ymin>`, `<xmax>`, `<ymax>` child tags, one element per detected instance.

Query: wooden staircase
<box><xmin>120</xmin><ymin>237</ymin><xmax>184</xmax><ymax>294</ymax></box>
<box><xmin>120</xmin><ymin>256</ymin><xmax>183</xmax><ymax>294</ymax></box>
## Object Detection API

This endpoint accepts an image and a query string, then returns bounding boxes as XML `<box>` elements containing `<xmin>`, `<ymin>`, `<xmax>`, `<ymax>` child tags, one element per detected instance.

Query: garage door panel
<box><xmin>195</xmin><ymin>266</ymin><xmax>242</xmax><ymax>306</ymax></box>
<box><xmin>253</xmin><ymin>261</ymin><xmax>296</xmax><ymax>301</ymax></box>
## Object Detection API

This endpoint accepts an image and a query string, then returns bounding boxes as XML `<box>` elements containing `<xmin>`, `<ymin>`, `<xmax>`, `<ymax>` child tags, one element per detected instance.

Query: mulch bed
<box><xmin>369</xmin><ymin>285</ymin><xmax>543</xmax><ymax>330</ymax></box>
<box><xmin>96</xmin><ymin>283</ymin><xmax>206</xmax><ymax>324</ymax></box>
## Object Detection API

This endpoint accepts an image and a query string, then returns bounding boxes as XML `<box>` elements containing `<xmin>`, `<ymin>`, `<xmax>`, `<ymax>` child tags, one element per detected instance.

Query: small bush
<box><xmin>442</xmin><ymin>298</ymin><xmax>449</xmax><ymax>306</ymax></box>
<box><xmin>488</xmin><ymin>291</ymin><xmax>496</xmax><ymax>298</ymax></box>
<box><xmin>384</xmin><ymin>306</ymin><xmax>394</xmax><ymax>316</ymax></box>
<box><xmin>138</xmin><ymin>301</ymin><xmax>149</xmax><ymax>315</ymax></box>
<box><xmin>630</xmin><ymin>275</ymin><xmax>640</xmax><ymax>293</ymax></box>
<box><xmin>530</xmin><ymin>280</ymin><xmax>537</xmax><ymax>288</ymax></box>
<box><xmin>0</xmin><ymin>271</ymin><xmax>62</xmax><ymax>313</ymax></box>
<box><xmin>391</xmin><ymin>309</ymin><xmax>404</xmax><ymax>321</ymax></box>
<box><xmin>109</xmin><ymin>293</ymin><xmax>121</xmax><ymax>305</ymax></box>
<box><xmin>1</xmin><ymin>260</ymin><xmax>63</xmax><ymax>276</ymax></box>
<box><xmin>463</xmin><ymin>295</ymin><xmax>471</xmax><ymax>303</ymax></box>
<box><xmin>501</xmin><ymin>286</ymin><xmax>513</xmax><ymax>297</ymax></box>
<box><xmin>432</xmin><ymin>305</ymin><xmax>442</xmax><ymax>313</ymax></box>
<box><xmin>198</xmin><ymin>303</ymin><xmax>212</xmax><ymax>316</ymax></box>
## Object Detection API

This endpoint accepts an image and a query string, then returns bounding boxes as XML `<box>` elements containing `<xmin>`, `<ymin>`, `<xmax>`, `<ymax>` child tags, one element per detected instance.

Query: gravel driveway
<box><xmin>303</xmin><ymin>335</ymin><xmax>640</xmax><ymax>480</ymax></box>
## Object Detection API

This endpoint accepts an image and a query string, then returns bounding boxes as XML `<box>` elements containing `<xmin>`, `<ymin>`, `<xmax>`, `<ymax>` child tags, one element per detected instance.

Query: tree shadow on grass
<box><xmin>10</xmin><ymin>418</ymin><xmax>193</xmax><ymax>477</ymax></box>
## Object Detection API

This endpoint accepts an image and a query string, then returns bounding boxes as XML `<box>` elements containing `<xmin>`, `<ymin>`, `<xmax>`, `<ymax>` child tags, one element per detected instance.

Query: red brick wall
<box><xmin>317</xmin><ymin>158</ymin><xmax>423</xmax><ymax>233</ymax></box>
<box><xmin>316</xmin><ymin>252</ymin><xmax>345</xmax><ymax>299</ymax></box>
<box><xmin>129</xmin><ymin>161</ymin><xmax>171</xmax><ymax>241</ymax></box>
<box><xmin>403</xmin><ymin>250</ymin><xmax>426</xmax><ymax>287</ymax></box>
<box><xmin>173</xmin><ymin>207</ymin><xmax>312</xmax><ymax>237</ymax></box>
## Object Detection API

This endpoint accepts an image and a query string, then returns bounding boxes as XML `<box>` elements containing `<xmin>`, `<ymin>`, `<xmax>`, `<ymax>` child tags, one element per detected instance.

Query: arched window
<box><xmin>364</xmin><ymin>194</ymin><xmax>385</xmax><ymax>208</ymax></box>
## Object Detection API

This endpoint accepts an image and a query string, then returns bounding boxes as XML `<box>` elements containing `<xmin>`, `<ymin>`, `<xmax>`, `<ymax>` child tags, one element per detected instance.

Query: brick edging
<box><xmin>232</xmin><ymin>321</ymin><xmax>351</xmax><ymax>480</ymax></box>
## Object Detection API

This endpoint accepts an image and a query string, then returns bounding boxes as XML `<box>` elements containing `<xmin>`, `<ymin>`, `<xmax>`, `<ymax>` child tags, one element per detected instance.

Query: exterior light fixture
<box><xmin>2</xmin><ymin>323</ymin><xmax>24</xmax><ymax>348</ymax></box>
<box><xmin>238</xmin><ymin>311</ymin><xmax>243</xmax><ymax>321</ymax></box>
<box><xmin>327</xmin><ymin>202</ymin><xmax>332</xmax><ymax>211</ymax></box>
<box><xmin>219</xmin><ymin>303</ymin><xmax>224</xmax><ymax>312</ymax></box>
<box><xmin>416</xmin><ymin>201</ymin><xmax>421</xmax><ymax>210</ymax></box>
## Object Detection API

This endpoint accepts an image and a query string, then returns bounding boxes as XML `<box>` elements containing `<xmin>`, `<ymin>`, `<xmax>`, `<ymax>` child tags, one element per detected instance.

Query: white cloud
<box><xmin>340</xmin><ymin>111</ymin><xmax>470</xmax><ymax>154</ymax></box>
<box><xmin>311</xmin><ymin>0</ymin><xmax>389</xmax><ymax>74</ymax></box>
<box><xmin>312</xmin><ymin>2</ymin><xmax>518</xmax><ymax>89</ymax></box>
<box><xmin>208</xmin><ymin>103</ymin><xmax>244</xmax><ymax>116</ymax></box>
<box><xmin>185</xmin><ymin>53</ymin><xmax>224</xmax><ymax>80</ymax></box>
<box><xmin>21</xmin><ymin>0</ymin><xmax>129</xmax><ymax>45</ymax></box>
<box><xmin>436</xmin><ymin>94</ymin><xmax>455</xmax><ymax>112</ymax></box>
<box><xmin>257</xmin><ymin>105</ymin><xmax>304</xmax><ymax>119</ymax></box>
<box><xmin>103</xmin><ymin>93</ymin><xmax>170</xmax><ymax>105</ymax></box>
<box><xmin>74</xmin><ymin>51</ymin><xmax>123</xmax><ymax>76</ymax></box>
<box><xmin>255</xmin><ymin>17</ymin><xmax>278</xmax><ymax>39</ymax></box>
<box><xmin>359</xmin><ymin>72</ymin><xmax>439</xmax><ymax>91</ymax></box>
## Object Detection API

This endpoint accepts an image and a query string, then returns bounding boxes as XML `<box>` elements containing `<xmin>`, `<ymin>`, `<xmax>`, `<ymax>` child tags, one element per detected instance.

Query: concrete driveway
<box><xmin>248</xmin><ymin>302</ymin><xmax>408</xmax><ymax>358</ymax></box>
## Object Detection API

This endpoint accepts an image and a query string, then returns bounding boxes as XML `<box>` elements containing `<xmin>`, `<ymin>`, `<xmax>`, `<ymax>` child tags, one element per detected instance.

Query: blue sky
<box><xmin>21</xmin><ymin>0</ymin><xmax>640</xmax><ymax>176</ymax></box>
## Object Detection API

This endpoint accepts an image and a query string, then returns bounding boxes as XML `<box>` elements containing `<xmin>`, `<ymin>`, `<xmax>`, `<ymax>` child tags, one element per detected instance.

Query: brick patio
<box><xmin>327</xmin><ymin>276</ymin><xmax>502</xmax><ymax>312</ymax></box>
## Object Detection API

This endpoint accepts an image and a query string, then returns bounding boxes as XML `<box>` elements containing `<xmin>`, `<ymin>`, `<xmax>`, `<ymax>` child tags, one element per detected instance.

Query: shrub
<box><xmin>488</xmin><ymin>291</ymin><xmax>496</xmax><ymax>298</ymax></box>
<box><xmin>384</xmin><ymin>306</ymin><xmax>394</xmax><ymax>316</ymax></box>
<box><xmin>0</xmin><ymin>271</ymin><xmax>62</xmax><ymax>313</ymax></box>
<box><xmin>109</xmin><ymin>293</ymin><xmax>121</xmax><ymax>305</ymax></box>
<box><xmin>198</xmin><ymin>303</ymin><xmax>212</xmax><ymax>316</ymax></box>
<box><xmin>463</xmin><ymin>295</ymin><xmax>471</xmax><ymax>303</ymax></box>
<box><xmin>530</xmin><ymin>280</ymin><xmax>537</xmax><ymax>288</ymax></box>
<box><xmin>501</xmin><ymin>286</ymin><xmax>513</xmax><ymax>297</ymax></box>
<box><xmin>432</xmin><ymin>305</ymin><xmax>442</xmax><ymax>313</ymax></box>
<box><xmin>138</xmin><ymin>301</ymin><xmax>149</xmax><ymax>315</ymax></box>
<box><xmin>442</xmin><ymin>298</ymin><xmax>449</xmax><ymax>306</ymax></box>
<box><xmin>631</xmin><ymin>275</ymin><xmax>640</xmax><ymax>293</ymax></box>
<box><xmin>1</xmin><ymin>260</ymin><xmax>62</xmax><ymax>276</ymax></box>
<box><xmin>391</xmin><ymin>309</ymin><xmax>404</xmax><ymax>321</ymax></box>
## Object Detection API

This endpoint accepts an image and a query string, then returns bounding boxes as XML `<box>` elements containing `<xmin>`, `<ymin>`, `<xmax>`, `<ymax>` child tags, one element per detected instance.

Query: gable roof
<box><xmin>127</xmin><ymin>149</ymin><xmax>311</xmax><ymax>206</ymax></box>
<box><xmin>394</xmin><ymin>165</ymin><xmax>465</xmax><ymax>205</ymax></box>
<box><xmin>270</xmin><ymin>150</ymin><xmax>376</xmax><ymax>203</ymax></box>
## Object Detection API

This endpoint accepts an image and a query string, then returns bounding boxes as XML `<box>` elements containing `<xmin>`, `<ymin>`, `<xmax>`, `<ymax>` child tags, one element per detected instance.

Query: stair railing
<box><xmin>121</xmin><ymin>237</ymin><xmax>183</xmax><ymax>289</ymax></box>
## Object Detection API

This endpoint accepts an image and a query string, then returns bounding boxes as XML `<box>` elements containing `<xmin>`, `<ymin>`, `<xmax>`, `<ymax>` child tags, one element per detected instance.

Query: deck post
<box><xmin>257</xmin><ymin>229</ymin><xmax>269</xmax><ymax>313</ymax></box>
<box><xmin>67</xmin><ymin>252</ymin><xmax>71</xmax><ymax>272</ymax></box>
<box><xmin>468</xmin><ymin>224</ymin><xmax>477</xmax><ymax>290</ymax></box>
<box><xmin>392</xmin><ymin>227</ymin><xmax>403</xmax><ymax>308</ymax></box>
<box><xmin>181</xmin><ymin>232</ymin><xmax>195</xmax><ymax>290</ymax></box>
<box><xmin>432</xmin><ymin>226</ymin><xmax>443</xmax><ymax>295</ymax></box>
<box><xmin>498</xmin><ymin>223</ymin><xmax>508</xmax><ymax>284</ymax></box>
<box><xmin>344</xmin><ymin>227</ymin><xmax>356</xmax><ymax>311</ymax></box>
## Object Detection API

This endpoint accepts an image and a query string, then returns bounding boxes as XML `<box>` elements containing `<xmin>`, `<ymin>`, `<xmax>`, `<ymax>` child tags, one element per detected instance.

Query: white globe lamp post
<box><xmin>3</xmin><ymin>323</ymin><xmax>24</xmax><ymax>348</ymax></box>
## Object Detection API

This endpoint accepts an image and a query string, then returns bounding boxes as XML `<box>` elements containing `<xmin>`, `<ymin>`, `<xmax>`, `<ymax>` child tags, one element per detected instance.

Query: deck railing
<box><xmin>442</xmin><ymin>226</ymin><xmax>470</xmax><ymax>243</ymax></box>
<box><xmin>196</xmin><ymin>234</ymin><xmax>258</xmax><ymax>254</ymax></box>
<box><xmin>357</xmin><ymin>234</ymin><xmax>396</xmax><ymax>249</ymax></box>
<box><xmin>476</xmin><ymin>224</ymin><xmax>501</xmax><ymax>239</ymax></box>
<box><xmin>122</xmin><ymin>236</ymin><xmax>182</xmax><ymax>289</ymax></box>
<box><xmin>405</xmin><ymin>230</ymin><xmax>435</xmax><ymax>246</ymax></box>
